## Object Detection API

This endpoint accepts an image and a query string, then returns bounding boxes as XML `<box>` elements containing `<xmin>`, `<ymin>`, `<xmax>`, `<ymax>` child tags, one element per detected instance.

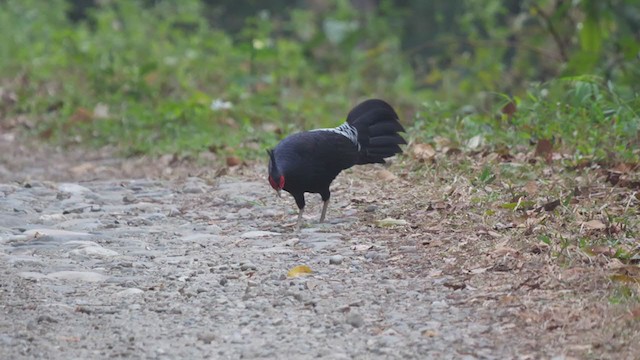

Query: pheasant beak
<box><xmin>276</xmin><ymin>189</ymin><xmax>282</xmax><ymax>198</ymax></box>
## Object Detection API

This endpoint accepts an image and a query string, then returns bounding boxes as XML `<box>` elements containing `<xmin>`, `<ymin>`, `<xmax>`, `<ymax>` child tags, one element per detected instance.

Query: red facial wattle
<box><xmin>268</xmin><ymin>176</ymin><xmax>285</xmax><ymax>190</ymax></box>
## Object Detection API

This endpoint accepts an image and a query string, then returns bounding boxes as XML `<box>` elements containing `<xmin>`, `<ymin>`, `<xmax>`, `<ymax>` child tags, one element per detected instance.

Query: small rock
<box><xmin>122</xmin><ymin>195</ymin><xmax>137</xmax><ymax>204</ymax></box>
<box><xmin>23</xmin><ymin>229</ymin><xmax>91</xmax><ymax>238</ymax></box>
<box><xmin>69</xmin><ymin>246</ymin><xmax>119</xmax><ymax>258</ymax></box>
<box><xmin>346</xmin><ymin>312</ymin><xmax>364</xmax><ymax>328</ymax></box>
<box><xmin>47</xmin><ymin>271</ymin><xmax>108</xmax><ymax>282</ymax></box>
<box><xmin>144</xmin><ymin>213</ymin><xmax>166</xmax><ymax>222</ymax></box>
<box><xmin>431</xmin><ymin>300</ymin><xmax>448</xmax><ymax>308</ymax></box>
<box><xmin>364</xmin><ymin>252</ymin><xmax>389</xmax><ymax>261</ymax></box>
<box><xmin>240</xmin><ymin>263</ymin><xmax>257</xmax><ymax>271</ymax></box>
<box><xmin>241</xmin><ymin>231</ymin><xmax>280</xmax><ymax>238</ymax></box>
<box><xmin>329</xmin><ymin>255</ymin><xmax>344</xmax><ymax>265</ymax></box>
<box><xmin>237</xmin><ymin>208</ymin><xmax>251</xmax><ymax>217</ymax></box>
<box><xmin>398</xmin><ymin>246</ymin><xmax>417</xmax><ymax>253</ymax></box>
<box><xmin>17</xmin><ymin>272</ymin><xmax>46</xmax><ymax>281</ymax></box>
<box><xmin>38</xmin><ymin>214</ymin><xmax>68</xmax><ymax>222</ymax></box>
<box><xmin>168</xmin><ymin>207</ymin><xmax>182</xmax><ymax>217</ymax></box>
<box><xmin>58</xmin><ymin>183</ymin><xmax>91</xmax><ymax>194</ymax></box>
<box><xmin>114</xmin><ymin>288</ymin><xmax>144</xmax><ymax>297</ymax></box>
<box><xmin>63</xmin><ymin>206</ymin><xmax>87</xmax><ymax>215</ymax></box>
<box><xmin>36</xmin><ymin>315</ymin><xmax>58</xmax><ymax>324</ymax></box>
<box><xmin>364</xmin><ymin>205</ymin><xmax>377</xmax><ymax>212</ymax></box>
<box><xmin>197</xmin><ymin>332</ymin><xmax>216</xmax><ymax>344</ymax></box>
<box><xmin>183</xmin><ymin>184</ymin><xmax>203</xmax><ymax>194</ymax></box>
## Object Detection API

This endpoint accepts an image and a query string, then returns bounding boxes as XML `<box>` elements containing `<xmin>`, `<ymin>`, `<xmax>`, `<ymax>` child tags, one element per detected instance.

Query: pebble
<box><xmin>183</xmin><ymin>184</ymin><xmax>204</xmax><ymax>194</ymax></box>
<box><xmin>36</xmin><ymin>315</ymin><xmax>58</xmax><ymax>323</ymax></box>
<box><xmin>329</xmin><ymin>255</ymin><xmax>344</xmax><ymax>265</ymax></box>
<box><xmin>240</xmin><ymin>263</ymin><xmax>257</xmax><ymax>271</ymax></box>
<box><xmin>46</xmin><ymin>271</ymin><xmax>108</xmax><ymax>282</ymax></box>
<box><xmin>241</xmin><ymin>231</ymin><xmax>280</xmax><ymax>238</ymax></box>
<box><xmin>0</xmin><ymin>177</ymin><xmax>528</xmax><ymax>359</ymax></box>
<box><xmin>23</xmin><ymin>229</ymin><xmax>92</xmax><ymax>238</ymax></box>
<box><xmin>114</xmin><ymin>288</ymin><xmax>144</xmax><ymax>297</ymax></box>
<box><xmin>122</xmin><ymin>195</ymin><xmax>137</xmax><ymax>204</ymax></box>
<box><xmin>58</xmin><ymin>183</ymin><xmax>91</xmax><ymax>194</ymax></box>
<box><xmin>346</xmin><ymin>312</ymin><xmax>364</xmax><ymax>328</ymax></box>
<box><xmin>197</xmin><ymin>332</ymin><xmax>216</xmax><ymax>344</ymax></box>
<box><xmin>69</xmin><ymin>246</ymin><xmax>119</xmax><ymax>258</ymax></box>
<box><xmin>431</xmin><ymin>300</ymin><xmax>449</xmax><ymax>309</ymax></box>
<box><xmin>38</xmin><ymin>214</ymin><xmax>68</xmax><ymax>222</ymax></box>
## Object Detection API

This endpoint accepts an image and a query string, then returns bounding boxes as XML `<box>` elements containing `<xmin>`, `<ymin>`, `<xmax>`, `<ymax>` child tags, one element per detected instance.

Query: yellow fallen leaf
<box><xmin>376</xmin><ymin>218</ymin><xmax>408</xmax><ymax>227</ymax></box>
<box><xmin>412</xmin><ymin>143</ymin><xmax>436</xmax><ymax>161</ymax></box>
<box><xmin>376</xmin><ymin>169</ymin><xmax>397</xmax><ymax>181</ymax></box>
<box><xmin>583</xmin><ymin>219</ymin><xmax>606</xmax><ymax>230</ymax></box>
<box><xmin>287</xmin><ymin>265</ymin><xmax>312</xmax><ymax>278</ymax></box>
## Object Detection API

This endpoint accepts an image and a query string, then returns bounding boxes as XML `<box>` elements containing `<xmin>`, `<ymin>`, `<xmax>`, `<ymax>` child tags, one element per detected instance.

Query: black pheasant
<box><xmin>267</xmin><ymin>99</ymin><xmax>405</xmax><ymax>229</ymax></box>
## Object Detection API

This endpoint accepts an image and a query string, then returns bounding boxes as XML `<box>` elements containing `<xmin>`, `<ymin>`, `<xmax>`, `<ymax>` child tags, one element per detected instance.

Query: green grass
<box><xmin>0</xmin><ymin>0</ymin><xmax>639</xmax><ymax>164</ymax></box>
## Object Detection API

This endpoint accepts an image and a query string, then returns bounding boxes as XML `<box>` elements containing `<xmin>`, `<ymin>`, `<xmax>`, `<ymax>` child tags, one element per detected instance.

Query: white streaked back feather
<box><xmin>310</xmin><ymin>123</ymin><xmax>360</xmax><ymax>150</ymax></box>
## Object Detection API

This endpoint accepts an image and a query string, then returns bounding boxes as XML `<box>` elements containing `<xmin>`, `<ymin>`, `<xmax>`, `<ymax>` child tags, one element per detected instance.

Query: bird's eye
<box><xmin>278</xmin><ymin>176</ymin><xmax>285</xmax><ymax>188</ymax></box>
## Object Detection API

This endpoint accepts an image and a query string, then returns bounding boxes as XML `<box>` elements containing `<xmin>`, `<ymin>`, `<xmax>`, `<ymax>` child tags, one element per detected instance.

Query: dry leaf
<box><xmin>287</xmin><ymin>265</ymin><xmax>312</xmax><ymax>278</ymax></box>
<box><xmin>70</xmin><ymin>107</ymin><xmax>93</xmax><ymax>123</ymax></box>
<box><xmin>610</xmin><ymin>274</ymin><xmax>640</xmax><ymax>283</ymax></box>
<box><xmin>376</xmin><ymin>217</ymin><xmax>408</xmax><ymax>227</ymax></box>
<box><xmin>589</xmin><ymin>246</ymin><xmax>616</xmax><ymax>257</ymax></box>
<box><xmin>469</xmin><ymin>267</ymin><xmax>490</xmax><ymax>274</ymax></box>
<box><xmin>433</xmin><ymin>136</ymin><xmax>450</xmax><ymax>149</ymax></box>
<box><xmin>582</xmin><ymin>219</ymin><xmax>606</xmax><ymax>230</ymax></box>
<box><xmin>630</xmin><ymin>306</ymin><xmax>640</xmax><ymax>320</ymax></box>
<box><xmin>70</xmin><ymin>162</ymin><xmax>96</xmax><ymax>176</ymax></box>
<box><xmin>353</xmin><ymin>244</ymin><xmax>374</xmax><ymax>251</ymax></box>
<box><xmin>492</xmin><ymin>246</ymin><xmax>519</xmax><ymax>256</ymax></box>
<box><xmin>501</xmin><ymin>101</ymin><xmax>517</xmax><ymax>117</ymax></box>
<box><xmin>421</xmin><ymin>329</ymin><xmax>438</xmax><ymax>338</ymax></box>
<box><xmin>261</xmin><ymin>123</ymin><xmax>281</xmax><ymax>134</ymax></box>
<box><xmin>226</xmin><ymin>156</ymin><xmax>242</xmax><ymax>167</ymax></box>
<box><xmin>412</xmin><ymin>143</ymin><xmax>436</xmax><ymax>161</ymax></box>
<box><xmin>539</xmin><ymin>199</ymin><xmax>561</xmax><ymax>212</ymax></box>
<box><xmin>534</xmin><ymin>139</ymin><xmax>553</xmax><ymax>161</ymax></box>
<box><xmin>93</xmin><ymin>103</ymin><xmax>110</xmax><ymax>119</ymax></box>
<box><xmin>466</xmin><ymin>135</ymin><xmax>484</xmax><ymax>150</ymax></box>
<box><xmin>377</xmin><ymin>169</ymin><xmax>397</xmax><ymax>181</ymax></box>
<box><xmin>523</xmin><ymin>181</ymin><xmax>538</xmax><ymax>196</ymax></box>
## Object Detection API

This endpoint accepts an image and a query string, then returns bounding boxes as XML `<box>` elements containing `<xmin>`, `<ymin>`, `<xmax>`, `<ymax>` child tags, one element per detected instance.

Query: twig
<box><xmin>532</xmin><ymin>3</ymin><xmax>569</xmax><ymax>62</ymax></box>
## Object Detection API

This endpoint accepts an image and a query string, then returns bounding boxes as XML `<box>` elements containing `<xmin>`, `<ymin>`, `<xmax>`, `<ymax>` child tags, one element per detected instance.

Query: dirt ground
<box><xmin>1</xmin><ymin>132</ymin><xmax>639</xmax><ymax>359</ymax></box>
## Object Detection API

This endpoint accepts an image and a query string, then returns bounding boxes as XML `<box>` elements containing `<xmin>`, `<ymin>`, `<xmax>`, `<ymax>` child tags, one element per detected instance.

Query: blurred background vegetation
<box><xmin>0</xmin><ymin>0</ymin><xmax>638</xmax><ymax>162</ymax></box>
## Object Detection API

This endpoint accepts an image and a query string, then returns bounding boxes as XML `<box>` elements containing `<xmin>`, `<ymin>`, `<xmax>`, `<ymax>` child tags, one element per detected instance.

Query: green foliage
<box><xmin>0</xmin><ymin>0</ymin><xmax>638</xmax><ymax>162</ymax></box>
<box><xmin>398</xmin><ymin>0</ymin><xmax>640</xmax><ymax>98</ymax></box>
<box><xmin>413</xmin><ymin>77</ymin><xmax>640</xmax><ymax>163</ymax></box>
<box><xmin>0</xmin><ymin>0</ymin><xmax>415</xmax><ymax>156</ymax></box>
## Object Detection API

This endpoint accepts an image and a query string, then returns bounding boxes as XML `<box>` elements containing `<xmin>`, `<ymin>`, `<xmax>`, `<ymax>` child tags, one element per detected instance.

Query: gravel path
<box><xmin>2</xmin><ymin>137</ymin><xmax>629</xmax><ymax>359</ymax></box>
<box><xmin>1</xmin><ymin>174</ymin><xmax>499</xmax><ymax>359</ymax></box>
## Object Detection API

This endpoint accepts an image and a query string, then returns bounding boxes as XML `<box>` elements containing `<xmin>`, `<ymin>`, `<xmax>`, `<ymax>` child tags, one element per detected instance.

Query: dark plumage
<box><xmin>267</xmin><ymin>99</ymin><xmax>405</xmax><ymax>229</ymax></box>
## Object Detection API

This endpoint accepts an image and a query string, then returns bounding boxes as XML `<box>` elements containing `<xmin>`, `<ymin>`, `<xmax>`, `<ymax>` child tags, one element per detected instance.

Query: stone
<box><xmin>46</xmin><ymin>271</ymin><xmax>108</xmax><ymax>282</ymax></box>
<box><xmin>69</xmin><ymin>246</ymin><xmax>119</xmax><ymax>258</ymax></box>
<box><xmin>241</xmin><ymin>231</ymin><xmax>280</xmax><ymax>238</ymax></box>
<box><xmin>58</xmin><ymin>183</ymin><xmax>92</xmax><ymax>194</ymax></box>
<box><xmin>240</xmin><ymin>263</ymin><xmax>257</xmax><ymax>271</ymax></box>
<box><xmin>114</xmin><ymin>288</ymin><xmax>144</xmax><ymax>297</ymax></box>
<box><xmin>197</xmin><ymin>332</ymin><xmax>216</xmax><ymax>344</ymax></box>
<box><xmin>23</xmin><ymin>229</ymin><xmax>92</xmax><ymax>238</ymax></box>
<box><xmin>329</xmin><ymin>255</ymin><xmax>344</xmax><ymax>265</ymax></box>
<box><xmin>346</xmin><ymin>312</ymin><xmax>364</xmax><ymax>328</ymax></box>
